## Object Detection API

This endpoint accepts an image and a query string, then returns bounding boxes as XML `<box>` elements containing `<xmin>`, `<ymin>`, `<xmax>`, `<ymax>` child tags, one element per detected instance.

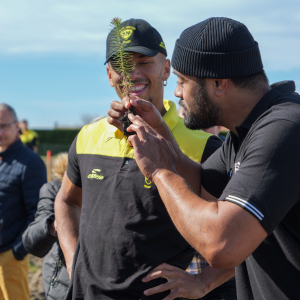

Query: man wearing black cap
<box><xmin>124</xmin><ymin>17</ymin><xmax>300</xmax><ymax>300</ymax></box>
<box><xmin>55</xmin><ymin>19</ymin><xmax>224</xmax><ymax>300</ymax></box>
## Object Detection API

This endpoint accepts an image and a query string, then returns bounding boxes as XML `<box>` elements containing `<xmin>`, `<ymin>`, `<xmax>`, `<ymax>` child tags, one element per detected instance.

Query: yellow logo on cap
<box><xmin>159</xmin><ymin>41</ymin><xmax>166</xmax><ymax>50</ymax></box>
<box><xmin>120</xmin><ymin>26</ymin><xmax>136</xmax><ymax>44</ymax></box>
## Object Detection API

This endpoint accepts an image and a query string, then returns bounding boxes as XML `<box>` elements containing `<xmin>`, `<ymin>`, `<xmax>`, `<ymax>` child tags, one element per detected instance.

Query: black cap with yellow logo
<box><xmin>105</xmin><ymin>18</ymin><xmax>167</xmax><ymax>64</ymax></box>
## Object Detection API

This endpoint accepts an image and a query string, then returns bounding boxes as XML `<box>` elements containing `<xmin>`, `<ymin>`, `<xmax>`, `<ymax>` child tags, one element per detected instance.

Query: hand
<box><xmin>142</xmin><ymin>263</ymin><xmax>207</xmax><ymax>300</ymax></box>
<box><xmin>67</xmin><ymin>265</ymin><xmax>72</xmax><ymax>279</ymax></box>
<box><xmin>107</xmin><ymin>97</ymin><xmax>128</xmax><ymax>132</ymax></box>
<box><xmin>107</xmin><ymin>95</ymin><xmax>166</xmax><ymax>135</ymax></box>
<box><xmin>49</xmin><ymin>219</ymin><xmax>57</xmax><ymax>236</ymax></box>
<box><xmin>127</xmin><ymin>114</ymin><xmax>178</xmax><ymax>183</ymax></box>
<box><xmin>54</xmin><ymin>219</ymin><xmax>57</xmax><ymax>231</ymax></box>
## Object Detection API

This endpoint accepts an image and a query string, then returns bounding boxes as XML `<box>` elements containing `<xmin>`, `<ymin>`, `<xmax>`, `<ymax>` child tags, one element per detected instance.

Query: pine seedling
<box><xmin>110</xmin><ymin>17</ymin><xmax>137</xmax><ymax>137</ymax></box>
<box><xmin>109</xmin><ymin>17</ymin><xmax>135</xmax><ymax>97</ymax></box>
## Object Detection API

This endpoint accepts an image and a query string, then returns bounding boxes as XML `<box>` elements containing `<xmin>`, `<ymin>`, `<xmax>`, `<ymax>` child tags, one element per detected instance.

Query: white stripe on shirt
<box><xmin>225</xmin><ymin>195</ymin><xmax>264</xmax><ymax>220</ymax></box>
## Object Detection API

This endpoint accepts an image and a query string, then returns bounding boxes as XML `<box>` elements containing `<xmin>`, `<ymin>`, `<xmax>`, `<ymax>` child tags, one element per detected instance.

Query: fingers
<box><xmin>144</xmin><ymin>280</ymin><xmax>179</xmax><ymax>297</ymax></box>
<box><xmin>151</xmin><ymin>263</ymin><xmax>180</xmax><ymax>272</ymax></box>
<box><xmin>107</xmin><ymin>100</ymin><xmax>126</xmax><ymax>131</ymax></box>
<box><xmin>143</xmin><ymin>264</ymin><xmax>179</xmax><ymax>282</ymax></box>
<box><xmin>129</xmin><ymin>97</ymin><xmax>155</xmax><ymax>112</ymax></box>
<box><xmin>107</xmin><ymin>116</ymin><xmax>122</xmax><ymax>132</ymax></box>
<box><xmin>127</xmin><ymin>113</ymin><xmax>158</xmax><ymax>137</ymax></box>
<box><xmin>128</xmin><ymin>134</ymin><xmax>141</xmax><ymax>149</ymax></box>
<box><xmin>121</xmin><ymin>95</ymin><xmax>131</xmax><ymax>109</ymax></box>
<box><xmin>127</xmin><ymin>123</ymin><xmax>149</xmax><ymax>144</ymax></box>
<box><xmin>143</xmin><ymin>269</ymin><xmax>181</xmax><ymax>283</ymax></box>
<box><xmin>108</xmin><ymin>101</ymin><xmax>126</xmax><ymax>118</ymax></box>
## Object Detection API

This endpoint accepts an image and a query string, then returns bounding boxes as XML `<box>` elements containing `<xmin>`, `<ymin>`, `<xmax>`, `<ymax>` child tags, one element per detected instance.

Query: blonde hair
<box><xmin>52</xmin><ymin>152</ymin><xmax>68</xmax><ymax>182</ymax></box>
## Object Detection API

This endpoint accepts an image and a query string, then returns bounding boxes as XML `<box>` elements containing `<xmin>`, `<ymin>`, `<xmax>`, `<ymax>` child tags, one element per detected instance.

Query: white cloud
<box><xmin>0</xmin><ymin>0</ymin><xmax>299</xmax><ymax>71</ymax></box>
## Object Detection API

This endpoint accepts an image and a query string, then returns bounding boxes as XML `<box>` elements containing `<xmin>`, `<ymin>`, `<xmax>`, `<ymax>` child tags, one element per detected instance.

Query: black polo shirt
<box><xmin>66</xmin><ymin>100</ymin><xmax>222</xmax><ymax>300</ymax></box>
<box><xmin>201</xmin><ymin>81</ymin><xmax>300</xmax><ymax>300</ymax></box>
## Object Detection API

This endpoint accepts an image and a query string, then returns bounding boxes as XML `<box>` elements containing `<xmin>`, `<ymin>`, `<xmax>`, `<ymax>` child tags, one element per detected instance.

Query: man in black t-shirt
<box><xmin>123</xmin><ymin>18</ymin><xmax>300</xmax><ymax>300</ymax></box>
<box><xmin>55</xmin><ymin>19</ymin><xmax>227</xmax><ymax>300</ymax></box>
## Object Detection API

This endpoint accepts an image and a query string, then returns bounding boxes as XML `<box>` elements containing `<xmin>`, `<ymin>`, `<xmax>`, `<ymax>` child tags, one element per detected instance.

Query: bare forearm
<box><xmin>153</xmin><ymin>170</ymin><xmax>217</xmax><ymax>256</ymax></box>
<box><xmin>55</xmin><ymin>194</ymin><xmax>80</xmax><ymax>275</ymax></box>
<box><xmin>153</xmin><ymin>170</ymin><xmax>264</xmax><ymax>269</ymax></box>
<box><xmin>200</xmin><ymin>267</ymin><xmax>235</xmax><ymax>296</ymax></box>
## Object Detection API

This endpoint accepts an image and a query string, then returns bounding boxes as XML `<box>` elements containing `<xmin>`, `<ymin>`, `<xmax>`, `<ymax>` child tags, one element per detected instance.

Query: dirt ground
<box><xmin>28</xmin><ymin>254</ymin><xmax>46</xmax><ymax>300</ymax></box>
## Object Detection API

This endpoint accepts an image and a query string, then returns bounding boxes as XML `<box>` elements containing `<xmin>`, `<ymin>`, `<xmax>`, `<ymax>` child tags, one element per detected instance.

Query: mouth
<box><xmin>130</xmin><ymin>84</ymin><xmax>147</xmax><ymax>96</ymax></box>
<box><xmin>179</xmin><ymin>99</ymin><xmax>186</xmax><ymax>109</ymax></box>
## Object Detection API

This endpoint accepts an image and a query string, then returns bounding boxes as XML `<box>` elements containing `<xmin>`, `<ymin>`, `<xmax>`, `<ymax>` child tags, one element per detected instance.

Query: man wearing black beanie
<box><xmin>120</xmin><ymin>17</ymin><xmax>300</xmax><ymax>300</ymax></box>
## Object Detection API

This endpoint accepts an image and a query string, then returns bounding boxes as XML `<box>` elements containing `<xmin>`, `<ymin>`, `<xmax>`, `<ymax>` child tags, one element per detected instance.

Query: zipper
<box><xmin>50</xmin><ymin>258</ymin><xmax>62</xmax><ymax>288</ymax></box>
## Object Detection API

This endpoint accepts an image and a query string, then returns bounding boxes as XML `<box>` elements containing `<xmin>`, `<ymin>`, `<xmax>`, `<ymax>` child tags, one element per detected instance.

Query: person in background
<box><xmin>19</xmin><ymin>119</ymin><xmax>39</xmax><ymax>153</ymax></box>
<box><xmin>23</xmin><ymin>153</ymin><xmax>69</xmax><ymax>300</ymax></box>
<box><xmin>0</xmin><ymin>103</ymin><xmax>47</xmax><ymax>300</ymax></box>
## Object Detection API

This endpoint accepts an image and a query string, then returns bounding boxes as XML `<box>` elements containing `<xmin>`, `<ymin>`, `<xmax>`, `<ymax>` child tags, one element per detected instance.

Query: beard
<box><xmin>179</xmin><ymin>79</ymin><xmax>221</xmax><ymax>130</ymax></box>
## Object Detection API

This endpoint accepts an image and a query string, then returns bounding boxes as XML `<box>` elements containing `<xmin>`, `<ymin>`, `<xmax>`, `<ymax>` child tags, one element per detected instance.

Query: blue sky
<box><xmin>1</xmin><ymin>0</ymin><xmax>299</xmax><ymax>128</ymax></box>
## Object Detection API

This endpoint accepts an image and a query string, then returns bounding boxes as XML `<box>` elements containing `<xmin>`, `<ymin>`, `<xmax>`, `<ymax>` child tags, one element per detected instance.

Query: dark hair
<box><xmin>231</xmin><ymin>70</ymin><xmax>269</xmax><ymax>91</ymax></box>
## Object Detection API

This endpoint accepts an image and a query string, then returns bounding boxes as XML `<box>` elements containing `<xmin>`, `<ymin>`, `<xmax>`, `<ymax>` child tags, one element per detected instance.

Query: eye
<box><xmin>177</xmin><ymin>81</ymin><xmax>183</xmax><ymax>86</ymax></box>
<box><xmin>140</xmin><ymin>61</ymin><xmax>151</xmax><ymax>65</ymax></box>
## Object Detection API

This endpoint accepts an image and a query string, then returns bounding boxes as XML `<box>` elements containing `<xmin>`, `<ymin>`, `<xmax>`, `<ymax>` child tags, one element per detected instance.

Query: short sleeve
<box><xmin>67</xmin><ymin>136</ymin><xmax>82</xmax><ymax>188</ymax></box>
<box><xmin>201</xmin><ymin>141</ymin><xmax>229</xmax><ymax>199</ymax></box>
<box><xmin>200</xmin><ymin>135</ymin><xmax>223</xmax><ymax>163</ymax></box>
<box><xmin>220</xmin><ymin>119</ymin><xmax>300</xmax><ymax>234</ymax></box>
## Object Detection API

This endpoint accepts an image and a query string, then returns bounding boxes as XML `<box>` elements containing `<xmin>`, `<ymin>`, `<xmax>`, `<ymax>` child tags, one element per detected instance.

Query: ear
<box><xmin>162</xmin><ymin>59</ymin><xmax>171</xmax><ymax>81</ymax></box>
<box><xmin>106</xmin><ymin>64</ymin><xmax>114</xmax><ymax>87</ymax></box>
<box><xmin>213</xmin><ymin>79</ymin><xmax>228</xmax><ymax>97</ymax></box>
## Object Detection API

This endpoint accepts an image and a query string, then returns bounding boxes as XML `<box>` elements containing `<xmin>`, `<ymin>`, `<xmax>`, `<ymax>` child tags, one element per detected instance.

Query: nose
<box><xmin>174</xmin><ymin>84</ymin><xmax>182</xmax><ymax>99</ymax></box>
<box><xmin>129</xmin><ymin>66</ymin><xmax>141</xmax><ymax>81</ymax></box>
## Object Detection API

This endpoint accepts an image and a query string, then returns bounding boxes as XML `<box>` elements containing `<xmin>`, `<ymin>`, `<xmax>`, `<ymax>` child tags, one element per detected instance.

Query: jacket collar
<box><xmin>237</xmin><ymin>81</ymin><xmax>296</xmax><ymax>131</ymax></box>
<box><xmin>162</xmin><ymin>99</ymin><xmax>179</xmax><ymax>131</ymax></box>
<box><xmin>0</xmin><ymin>138</ymin><xmax>23</xmax><ymax>157</ymax></box>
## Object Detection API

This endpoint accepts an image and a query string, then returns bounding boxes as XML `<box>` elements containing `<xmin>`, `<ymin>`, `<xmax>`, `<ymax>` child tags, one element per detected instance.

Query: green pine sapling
<box><xmin>110</xmin><ymin>17</ymin><xmax>137</xmax><ymax>137</ymax></box>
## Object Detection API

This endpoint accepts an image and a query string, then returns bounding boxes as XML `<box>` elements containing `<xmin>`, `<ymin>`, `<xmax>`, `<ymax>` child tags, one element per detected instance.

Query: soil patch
<box><xmin>120</xmin><ymin>106</ymin><xmax>137</xmax><ymax>137</ymax></box>
<box><xmin>28</xmin><ymin>254</ymin><xmax>46</xmax><ymax>300</ymax></box>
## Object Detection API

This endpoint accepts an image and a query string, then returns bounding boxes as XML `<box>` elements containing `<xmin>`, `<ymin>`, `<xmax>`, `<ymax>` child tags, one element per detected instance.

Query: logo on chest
<box><xmin>230</xmin><ymin>162</ymin><xmax>241</xmax><ymax>178</ymax></box>
<box><xmin>144</xmin><ymin>177</ymin><xmax>152</xmax><ymax>189</ymax></box>
<box><xmin>87</xmin><ymin>169</ymin><xmax>104</xmax><ymax>180</ymax></box>
<box><xmin>234</xmin><ymin>162</ymin><xmax>241</xmax><ymax>173</ymax></box>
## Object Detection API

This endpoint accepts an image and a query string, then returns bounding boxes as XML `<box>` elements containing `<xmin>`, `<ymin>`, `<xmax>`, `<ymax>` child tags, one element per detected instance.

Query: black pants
<box><xmin>183</xmin><ymin>279</ymin><xmax>237</xmax><ymax>300</ymax></box>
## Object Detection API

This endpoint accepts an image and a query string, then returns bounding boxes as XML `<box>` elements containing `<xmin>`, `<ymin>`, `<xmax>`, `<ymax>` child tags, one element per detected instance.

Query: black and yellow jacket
<box><xmin>66</xmin><ymin>100</ymin><xmax>222</xmax><ymax>300</ymax></box>
<box><xmin>20</xmin><ymin>129</ymin><xmax>39</xmax><ymax>150</ymax></box>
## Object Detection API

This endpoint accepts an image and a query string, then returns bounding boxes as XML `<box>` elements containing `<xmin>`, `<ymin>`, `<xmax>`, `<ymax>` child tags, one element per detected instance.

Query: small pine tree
<box><xmin>110</xmin><ymin>17</ymin><xmax>135</xmax><ymax>97</ymax></box>
<box><xmin>110</xmin><ymin>17</ymin><xmax>137</xmax><ymax>137</ymax></box>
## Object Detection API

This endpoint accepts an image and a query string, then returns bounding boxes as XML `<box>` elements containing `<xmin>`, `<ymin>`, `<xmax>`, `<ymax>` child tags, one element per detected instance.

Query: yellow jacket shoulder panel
<box><xmin>76</xmin><ymin>118</ymin><xmax>134</xmax><ymax>158</ymax></box>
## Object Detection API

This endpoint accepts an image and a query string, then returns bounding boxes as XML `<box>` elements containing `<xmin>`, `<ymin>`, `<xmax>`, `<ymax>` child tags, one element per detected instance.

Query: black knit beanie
<box><xmin>171</xmin><ymin>17</ymin><xmax>263</xmax><ymax>78</ymax></box>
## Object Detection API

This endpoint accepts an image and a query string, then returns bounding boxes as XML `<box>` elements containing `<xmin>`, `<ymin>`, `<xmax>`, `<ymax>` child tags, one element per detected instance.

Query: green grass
<box><xmin>29</xmin><ymin>260</ymin><xmax>39</xmax><ymax>273</ymax></box>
